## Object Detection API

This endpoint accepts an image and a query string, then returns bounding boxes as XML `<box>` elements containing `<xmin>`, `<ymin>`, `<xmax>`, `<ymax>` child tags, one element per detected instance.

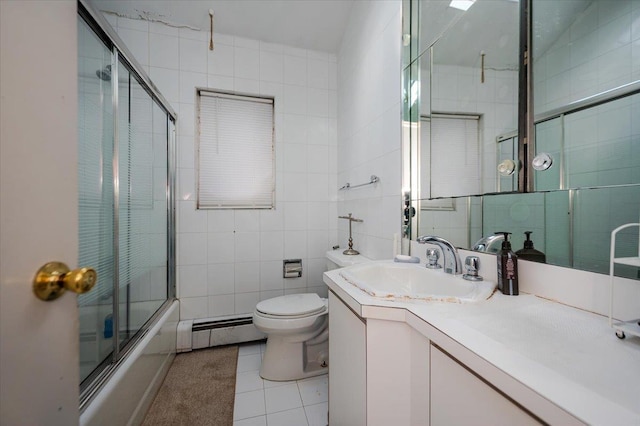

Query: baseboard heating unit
<box><xmin>177</xmin><ymin>315</ymin><xmax>266</xmax><ymax>352</ymax></box>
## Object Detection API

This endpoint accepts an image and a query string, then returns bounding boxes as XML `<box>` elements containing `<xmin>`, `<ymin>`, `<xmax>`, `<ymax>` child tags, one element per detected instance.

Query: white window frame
<box><xmin>196</xmin><ymin>89</ymin><xmax>275</xmax><ymax>209</ymax></box>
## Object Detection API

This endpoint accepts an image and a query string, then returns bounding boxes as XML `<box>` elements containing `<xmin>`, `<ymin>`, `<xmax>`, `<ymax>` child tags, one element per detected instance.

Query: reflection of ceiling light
<box><xmin>449</xmin><ymin>0</ymin><xmax>476</xmax><ymax>11</ymax></box>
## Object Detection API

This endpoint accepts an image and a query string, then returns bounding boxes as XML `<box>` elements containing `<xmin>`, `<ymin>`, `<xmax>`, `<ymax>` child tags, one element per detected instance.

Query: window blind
<box><xmin>198</xmin><ymin>91</ymin><xmax>274</xmax><ymax>209</ymax></box>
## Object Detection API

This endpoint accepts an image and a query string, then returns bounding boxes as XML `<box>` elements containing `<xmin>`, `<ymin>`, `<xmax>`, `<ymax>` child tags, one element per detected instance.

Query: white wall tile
<box><xmin>179</xmin><ymin>71</ymin><xmax>207</xmax><ymax>104</ymax></box>
<box><xmin>307</xmin><ymin>202</ymin><xmax>329</xmax><ymax>230</ymax></box>
<box><xmin>308</xmin><ymin>88</ymin><xmax>329</xmax><ymax>117</ymax></box>
<box><xmin>235</xmin><ymin>47</ymin><xmax>260</xmax><ymax>80</ymax></box>
<box><xmin>283</xmin><ymin>85</ymin><xmax>307</xmax><ymax>114</ymax></box>
<box><xmin>235</xmin><ymin>232</ymin><xmax>260</xmax><ymax>262</ymax></box>
<box><xmin>284</xmin><ymin>230</ymin><xmax>307</xmax><ymax>259</ymax></box>
<box><xmin>116</xmin><ymin>22</ymin><xmax>339</xmax><ymax>321</ymax></box>
<box><xmin>177</xmin><ymin>233</ymin><xmax>207</xmax><ymax>265</ymax></box>
<box><xmin>178</xmin><ymin>265</ymin><xmax>208</xmax><ymax>297</ymax></box>
<box><xmin>117</xmin><ymin>28</ymin><xmax>149</xmax><ymax>66</ymax></box>
<box><xmin>284</xmin><ymin>55</ymin><xmax>307</xmax><ymax>86</ymax></box>
<box><xmin>177</xmin><ymin>167</ymin><xmax>195</xmax><ymax>200</ymax></box>
<box><xmin>259</xmin><ymin>261</ymin><xmax>284</xmax><ymax>291</ymax></box>
<box><xmin>150</xmin><ymin>32</ymin><xmax>179</xmax><ymax>70</ymax></box>
<box><xmin>208</xmin><ymin>209</ymin><xmax>235</xmax><ymax>232</ymax></box>
<box><xmin>307</xmin><ymin>174</ymin><xmax>329</xmax><ymax>202</ymax></box>
<box><xmin>306</xmin><ymin>258</ymin><xmax>327</xmax><ymax>287</ymax></box>
<box><xmin>307</xmin><ymin>145</ymin><xmax>329</xmax><ymax>174</ymax></box>
<box><xmin>335</xmin><ymin>0</ymin><xmax>401</xmax><ymax>261</ymax></box>
<box><xmin>180</xmin><ymin>296</ymin><xmax>208</xmax><ymax>320</ymax></box>
<box><xmin>283</xmin><ymin>202</ymin><xmax>308</xmax><ymax>231</ymax></box>
<box><xmin>178</xmin><ymin>138</ymin><xmax>195</xmax><ymax>171</ymax></box>
<box><xmin>149</xmin><ymin>67</ymin><xmax>180</xmax><ymax>105</ymax></box>
<box><xmin>234</xmin><ymin>77</ymin><xmax>260</xmax><ymax>93</ymax></box>
<box><xmin>235</xmin><ymin>262</ymin><xmax>260</xmax><ymax>293</ymax></box>
<box><xmin>307</xmin><ymin>58</ymin><xmax>329</xmax><ymax>89</ymax></box>
<box><xmin>283</xmin><ymin>114</ymin><xmax>308</xmax><ymax>144</ymax></box>
<box><xmin>307</xmin><ymin>230</ymin><xmax>329</xmax><ymax>259</ymax></box>
<box><xmin>178</xmin><ymin>200</ymin><xmax>208</xmax><ymax>233</ymax></box>
<box><xmin>208</xmin><ymin>74</ymin><xmax>234</xmax><ymax>91</ymax></box>
<box><xmin>208</xmin><ymin>294</ymin><xmax>235</xmax><ymax>317</ymax></box>
<box><xmin>235</xmin><ymin>292</ymin><xmax>260</xmax><ymax>314</ymax></box>
<box><xmin>180</xmin><ymin>37</ymin><xmax>207</xmax><ymax>73</ymax></box>
<box><xmin>283</xmin><ymin>172</ymin><xmax>308</xmax><ymax>201</ymax></box>
<box><xmin>259</xmin><ymin>231</ymin><xmax>284</xmax><ymax>261</ymax></box>
<box><xmin>283</xmin><ymin>144</ymin><xmax>307</xmax><ymax>173</ymax></box>
<box><xmin>235</xmin><ymin>210</ymin><xmax>260</xmax><ymax>232</ymax></box>
<box><xmin>307</xmin><ymin>117</ymin><xmax>329</xmax><ymax>146</ymax></box>
<box><xmin>208</xmin><ymin>232</ymin><xmax>235</xmax><ymax>264</ymax></box>
<box><xmin>260</xmin><ymin>51</ymin><xmax>284</xmax><ymax>83</ymax></box>
<box><xmin>208</xmin><ymin>43</ymin><xmax>235</xmax><ymax>76</ymax></box>
<box><xmin>259</xmin><ymin>209</ymin><xmax>284</xmax><ymax>231</ymax></box>
<box><xmin>208</xmin><ymin>263</ymin><xmax>235</xmax><ymax>295</ymax></box>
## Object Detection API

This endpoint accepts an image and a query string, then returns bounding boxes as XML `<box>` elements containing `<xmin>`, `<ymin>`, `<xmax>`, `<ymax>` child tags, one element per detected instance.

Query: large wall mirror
<box><xmin>402</xmin><ymin>0</ymin><xmax>640</xmax><ymax>279</ymax></box>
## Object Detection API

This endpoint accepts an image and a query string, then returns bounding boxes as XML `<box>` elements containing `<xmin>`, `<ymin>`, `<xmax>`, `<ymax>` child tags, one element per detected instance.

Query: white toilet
<box><xmin>252</xmin><ymin>249</ymin><xmax>369</xmax><ymax>381</ymax></box>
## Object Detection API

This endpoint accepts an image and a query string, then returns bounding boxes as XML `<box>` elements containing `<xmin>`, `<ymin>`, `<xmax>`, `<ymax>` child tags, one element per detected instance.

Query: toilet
<box><xmin>252</xmin><ymin>249</ymin><xmax>369</xmax><ymax>381</ymax></box>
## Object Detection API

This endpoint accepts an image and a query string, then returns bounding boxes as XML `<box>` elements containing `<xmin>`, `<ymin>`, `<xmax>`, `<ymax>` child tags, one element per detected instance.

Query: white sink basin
<box><xmin>339</xmin><ymin>260</ymin><xmax>496</xmax><ymax>303</ymax></box>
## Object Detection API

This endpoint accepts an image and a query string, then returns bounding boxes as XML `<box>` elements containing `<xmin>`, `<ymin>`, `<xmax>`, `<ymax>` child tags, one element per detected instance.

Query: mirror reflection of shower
<box><xmin>96</xmin><ymin>65</ymin><xmax>111</xmax><ymax>81</ymax></box>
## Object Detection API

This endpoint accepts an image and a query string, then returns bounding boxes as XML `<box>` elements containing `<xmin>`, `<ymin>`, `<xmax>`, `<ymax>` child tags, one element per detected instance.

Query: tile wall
<box><xmin>336</xmin><ymin>0</ymin><xmax>403</xmax><ymax>260</ymax></box>
<box><xmin>534</xmin><ymin>0</ymin><xmax>640</xmax><ymax>114</ymax></box>
<box><xmin>104</xmin><ymin>13</ymin><xmax>339</xmax><ymax>320</ymax></box>
<box><xmin>532</xmin><ymin>0</ymin><xmax>640</xmax><ymax>272</ymax></box>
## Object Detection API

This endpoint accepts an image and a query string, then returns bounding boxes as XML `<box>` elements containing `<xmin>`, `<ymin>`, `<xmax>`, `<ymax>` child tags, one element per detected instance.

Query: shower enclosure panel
<box><xmin>77</xmin><ymin>8</ymin><xmax>176</xmax><ymax>398</ymax></box>
<box><xmin>78</xmin><ymin>17</ymin><xmax>116</xmax><ymax>383</ymax></box>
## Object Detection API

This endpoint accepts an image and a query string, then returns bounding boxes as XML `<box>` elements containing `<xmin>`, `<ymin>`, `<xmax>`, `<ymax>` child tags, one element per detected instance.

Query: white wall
<box><xmin>336</xmin><ymin>0</ymin><xmax>403</xmax><ymax>260</ymax></box>
<box><xmin>105</xmin><ymin>14</ymin><xmax>339</xmax><ymax>320</ymax></box>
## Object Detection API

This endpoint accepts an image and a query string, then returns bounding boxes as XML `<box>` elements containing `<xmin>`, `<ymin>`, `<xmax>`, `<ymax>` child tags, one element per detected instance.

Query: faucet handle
<box><xmin>462</xmin><ymin>256</ymin><xmax>483</xmax><ymax>281</ymax></box>
<box><xmin>426</xmin><ymin>248</ymin><xmax>441</xmax><ymax>269</ymax></box>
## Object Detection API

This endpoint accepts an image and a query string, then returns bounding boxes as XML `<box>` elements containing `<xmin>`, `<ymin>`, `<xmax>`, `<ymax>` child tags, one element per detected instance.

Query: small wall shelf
<box><xmin>609</xmin><ymin>222</ymin><xmax>640</xmax><ymax>339</ymax></box>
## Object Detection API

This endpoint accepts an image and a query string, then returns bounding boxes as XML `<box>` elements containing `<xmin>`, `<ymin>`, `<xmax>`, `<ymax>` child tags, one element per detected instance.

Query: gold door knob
<box><xmin>33</xmin><ymin>261</ymin><xmax>97</xmax><ymax>301</ymax></box>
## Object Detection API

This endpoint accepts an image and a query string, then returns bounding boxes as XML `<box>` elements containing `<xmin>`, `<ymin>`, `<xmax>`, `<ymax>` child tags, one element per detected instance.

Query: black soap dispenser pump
<box><xmin>495</xmin><ymin>232</ymin><xmax>518</xmax><ymax>296</ymax></box>
<box><xmin>516</xmin><ymin>231</ymin><xmax>546</xmax><ymax>263</ymax></box>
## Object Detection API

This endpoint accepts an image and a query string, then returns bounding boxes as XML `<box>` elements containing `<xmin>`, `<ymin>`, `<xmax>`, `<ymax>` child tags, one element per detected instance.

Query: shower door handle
<box><xmin>33</xmin><ymin>261</ymin><xmax>97</xmax><ymax>301</ymax></box>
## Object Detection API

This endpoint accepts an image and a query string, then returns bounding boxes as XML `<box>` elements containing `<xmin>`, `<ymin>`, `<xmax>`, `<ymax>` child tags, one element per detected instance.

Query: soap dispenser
<box><xmin>516</xmin><ymin>231</ymin><xmax>546</xmax><ymax>263</ymax></box>
<box><xmin>495</xmin><ymin>232</ymin><xmax>518</xmax><ymax>296</ymax></box>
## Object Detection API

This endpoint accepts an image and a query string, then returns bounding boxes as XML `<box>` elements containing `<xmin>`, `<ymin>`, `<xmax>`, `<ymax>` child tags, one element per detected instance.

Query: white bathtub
<box><xmin>80</xmin><ymin>300</ymin><xmax>179</xmax><ymax>426</ymax></box>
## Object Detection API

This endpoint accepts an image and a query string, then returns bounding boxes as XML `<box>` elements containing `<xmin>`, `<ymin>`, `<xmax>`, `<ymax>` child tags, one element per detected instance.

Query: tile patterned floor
<box><xmin>233</xmin><ymin>342</ymin><xmax>328</xmax><ymax>426</ymax></box>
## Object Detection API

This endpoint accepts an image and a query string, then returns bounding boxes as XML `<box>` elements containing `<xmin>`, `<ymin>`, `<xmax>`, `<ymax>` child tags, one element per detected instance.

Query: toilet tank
<box><xmin>326</xmin><ymin>249</ymin><xmax>370</xmax><ymax>270</ymax></box>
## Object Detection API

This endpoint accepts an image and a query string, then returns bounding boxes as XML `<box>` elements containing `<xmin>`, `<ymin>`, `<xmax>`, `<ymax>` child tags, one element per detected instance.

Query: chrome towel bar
<box><xmin>339</xmin><ymin>175</ymin><xmax>379</xmax><ymax>190</ymax></box>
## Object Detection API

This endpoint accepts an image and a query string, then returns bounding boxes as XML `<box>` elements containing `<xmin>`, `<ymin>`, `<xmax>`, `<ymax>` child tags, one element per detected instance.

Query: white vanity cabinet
<box><xmin>329</xmin><ymin>291</ymin><xmax>431</xmax><ymax>426</ymax></box>
<box><xmin>328</xmin><ymin>291</ymin><xmax>366</xmax><ymax>425</ymax></box>
<box><xmin>430</xmin><ymin>345</ymin><xmax>540</xmax><ymax>425</ymax></box>
<box><xmin>328</xmin><ymin>288</ymin><xmax>581</xmax><ymax>425</ymax></box>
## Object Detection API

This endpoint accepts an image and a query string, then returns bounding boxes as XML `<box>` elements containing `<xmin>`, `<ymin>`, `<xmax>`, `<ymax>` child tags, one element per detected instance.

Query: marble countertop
<box><xmin>324</xmin><ymin>266</ymin><xmax>640</xmax><ymax>425</ymax></box>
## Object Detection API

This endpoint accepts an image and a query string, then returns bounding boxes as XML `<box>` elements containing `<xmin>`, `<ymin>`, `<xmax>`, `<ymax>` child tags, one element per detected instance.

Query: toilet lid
<box><xmin>256</xmin><ymin>294</ymin><xmax>325</xmax><ymax>317</ymax></box>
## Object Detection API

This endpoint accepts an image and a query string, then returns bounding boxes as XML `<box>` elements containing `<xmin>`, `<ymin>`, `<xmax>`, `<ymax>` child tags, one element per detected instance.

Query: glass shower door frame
<box><xmin>78</xmin><ymin>1</ymin><xmax>177</xmax><ymax>408</ymax></box>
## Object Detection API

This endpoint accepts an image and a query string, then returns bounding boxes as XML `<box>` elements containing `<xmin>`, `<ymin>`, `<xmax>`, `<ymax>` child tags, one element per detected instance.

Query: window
<box><xmin>197</xmin><ymin>90</ymin><xmax>275</xmax><ymax>209</ymax></box>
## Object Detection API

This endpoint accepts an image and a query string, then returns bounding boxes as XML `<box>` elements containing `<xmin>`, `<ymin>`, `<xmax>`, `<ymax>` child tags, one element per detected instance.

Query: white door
<box><xmin>0</xmin><ymin>1</ymin><xmax>81</xmax><ymax>424</ymax></box>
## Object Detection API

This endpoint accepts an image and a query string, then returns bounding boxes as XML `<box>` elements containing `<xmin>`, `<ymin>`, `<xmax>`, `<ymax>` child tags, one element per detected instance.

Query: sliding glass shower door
<box><xmin>77</xmin><ymin>11</ymin><xmax>176</xmax><ymax>396</ymax></box>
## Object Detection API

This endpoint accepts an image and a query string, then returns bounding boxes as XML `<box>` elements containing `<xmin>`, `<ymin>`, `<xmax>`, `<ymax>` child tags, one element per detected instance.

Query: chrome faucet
<box><xmin>417</xmin><ymin>235</ymin><xmax>463</xmax><ymax>275</ymax></box>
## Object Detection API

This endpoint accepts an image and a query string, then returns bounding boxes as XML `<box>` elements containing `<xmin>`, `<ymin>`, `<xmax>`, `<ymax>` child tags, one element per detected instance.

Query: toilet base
<box><xmin>259</xmin><ymin>333</ymin><xmax>329</xmax><ymax>381</ymax></box>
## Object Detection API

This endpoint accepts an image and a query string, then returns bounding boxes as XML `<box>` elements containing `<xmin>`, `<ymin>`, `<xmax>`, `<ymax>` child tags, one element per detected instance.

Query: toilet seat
<box><xmin>256</xmin><ymin>294</ymin><xmax>326</xmax><ymax>318</ymax></box>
